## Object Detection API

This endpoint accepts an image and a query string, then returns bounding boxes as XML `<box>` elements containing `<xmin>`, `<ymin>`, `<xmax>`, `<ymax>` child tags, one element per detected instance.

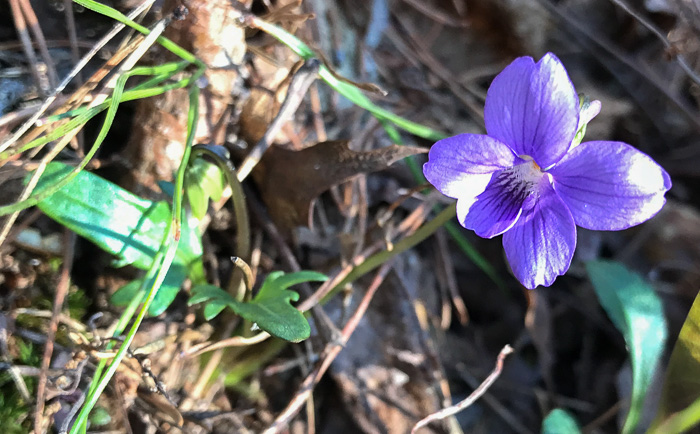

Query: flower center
<box><xmin>492</xmin><ymin>157</ymin><xmax>546</xmax><ymax>211</ymax></box>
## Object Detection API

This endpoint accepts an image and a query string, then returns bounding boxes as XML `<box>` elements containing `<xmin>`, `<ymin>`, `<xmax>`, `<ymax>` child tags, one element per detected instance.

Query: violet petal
<box><xmin>423</xmin><ymin>133</ymin><xmax>517</xmax><ymax>199</ymax></box>
<box><xmin>484</xmin><ymin>53</ymin><xmax>579</xmax><ymax>169</ymax></box>
<box><xmin>502</xmin><ymin>181</ymin><xmax>577</xmax><ymax>288</ymax></box>
<box><xmin>549</xmin><ymin>141</ymin><xmax>672</xmax><ymax>230</ymax></box>
<box><xmin>459</xmin><ymin>166</ymin><xmax>539</xmax><ymax>238</ymax></box>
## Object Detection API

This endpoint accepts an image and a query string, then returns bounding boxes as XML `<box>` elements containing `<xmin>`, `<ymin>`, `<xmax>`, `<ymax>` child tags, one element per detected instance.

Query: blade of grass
<box><xmin>73</xmin><ymin>0</ymin><xmax>202</xmax><ymax>67</ymax></box>
<box><xmin>69</xmin><ymin>82</ymin><xmax>201</xmax><ymax>434</ymax></box>
<box><xmin>0</xmin><ymin>64</ymin><xmax>205</xmax><ymax>216</ymax></box>
<box><xmin>0</xmin><ymin>0</ymin><xmax>156</xmax><ymax>155</ymax></box>
<box><xmin>243</xmin><ymin>13</ymin><xmax>443</xmax><ymax>141</ymax></box>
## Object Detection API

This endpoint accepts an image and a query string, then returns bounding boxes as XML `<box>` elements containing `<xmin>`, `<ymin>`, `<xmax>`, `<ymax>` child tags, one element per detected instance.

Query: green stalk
<box><xmin>69</xmin><ymin>84</ymin><xmax>201</xmax><ymax>434</ymax></box>
<box><xmin>322</xmin><ymin>204</ymin><xmax>456</xmax><ymax>304</ymax></box>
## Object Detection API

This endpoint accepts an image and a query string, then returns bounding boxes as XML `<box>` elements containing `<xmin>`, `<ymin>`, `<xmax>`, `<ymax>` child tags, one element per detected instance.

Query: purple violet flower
<box><xmin>423</xmin><ymin>53</ymin><xmax>671</xmax><ymax>289</ymax></box>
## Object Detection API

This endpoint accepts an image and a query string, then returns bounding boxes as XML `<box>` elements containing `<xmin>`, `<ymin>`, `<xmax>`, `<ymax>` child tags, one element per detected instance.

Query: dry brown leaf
<box><xmin>253</xmin><ymin>140</ymin><xmax>427</xmax><ymax>235</ymax></box>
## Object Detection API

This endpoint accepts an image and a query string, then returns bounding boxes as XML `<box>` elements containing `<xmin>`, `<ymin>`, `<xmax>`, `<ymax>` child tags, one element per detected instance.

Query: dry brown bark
<box><xmin>122</xmin><ymin>0</ymin><xmax>246</xmax><ymax>195</ymax></box>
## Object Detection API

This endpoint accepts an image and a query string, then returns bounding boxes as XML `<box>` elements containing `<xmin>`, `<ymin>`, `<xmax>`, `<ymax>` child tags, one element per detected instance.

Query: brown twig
<box><xmin>608</xmin><ymin>0</ymin><xmax>700</xmax><ymax>87</ymax></box>
<box><xmin>63</xmin><ymin>0</ymin><xmax>82</xmax><ymax>84</ymax></box>
<box><xmin>0</xmin><ymin>0</ymin><xmax>156</xmax><ymax>155</ymax></box>
<box><xmin>263</xmin><ymin>261</ymin><xmax>395</xmax><ymax>433</ymax></box>
<box><xmin>400</xmin><ymin>0</ymin><xmax>468</xmax><ymax>27</ymax></box>
<box><xmin>435</xmin><ymin>229</ymin><xmax>469</xmax><ymax>326</ymax></box>
<box><xmin>535</xmin><ymin>0</ymin><xmax>700</xmax><ymax>134</ymax></box>
<box><xmin>456</xmin><ymin>361</ymin><xmax>534</xmax><ymax>434</ymax></box>
<box><xmin>8</xmin><ymin>0</ymin><xmax>44</xmax><ymax>94</ymax></box>
<box><xmin>386</xmin><ymin>13</ymin><xmax>485</xmax><ymax>123</ymax></box>
<box><xmin>181</xmin><ymin>331</ymin><xmax>271</xmax><ymax>358</ymax></box>
<box><xmin>411</xmin><ymin>345</ymin><xmax>515</xmax><ymax>434</ymax></box>
<box><xmin>18</xmin><ymin>0</ymin><xmax>59</xmax><ymax>89</ymax></box>
<box><xmin>237</xmin><ymin>58</ymin><xmax>321</xmax><ymax>181</ymax></box>
<box><xmin>33</xmin><ymin>230</ymin><xmax>76</xmax><ymax>434</ymax></box>
<box><xmin>298</xmin><ymin>193</ymin><xmax>437</xmax><ymax>311</ymax></box>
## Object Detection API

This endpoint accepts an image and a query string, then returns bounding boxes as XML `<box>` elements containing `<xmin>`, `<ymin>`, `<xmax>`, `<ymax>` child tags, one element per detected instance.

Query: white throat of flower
<box><xmin>493</xmin><ymin>156</ymin><xmax>547</xmax><ymax>211</ymax></box>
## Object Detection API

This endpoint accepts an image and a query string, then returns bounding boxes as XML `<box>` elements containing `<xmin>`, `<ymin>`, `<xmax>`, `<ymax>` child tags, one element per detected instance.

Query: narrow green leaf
<box><xmin>110</xmin><ymin>265</ymin><xmax>187</xmax><ymax>316</ymax></box>
<box><xmin>32</xmin><ymin>162</ymin><xmax>203</xmax><ymax>274</ymax></box>
<box><xmin>586</xmin><ymin>260</ymin><xmax>667</xmax><ymax>434</ymax></box>
<box><xmin>650</xmin><ymin>290</ymin><xmax>700</xmax><ymax>433</ymax></box>
<box><xmin>203</xmin><ymin>302</ymin><xmax>227</xmax><ymax>321</ymax></box>
<box><xmin>33</xmin><ymin>163</ymin><xmax>204</xmax><ymax>315</ymax></box>
<box><xmin>651</xmin><ymin>397</ymin><xmax>700</xmax><ymax>433</ymax></box>
<box><xmin>542</xmin><ymin>409</ymin><xmax>581</xmax><ymax>434</ymax></box>
<box><xmin>266</xmin><ymin>270</ymin><xmax>329</xmax><ymax>293</ymax></box>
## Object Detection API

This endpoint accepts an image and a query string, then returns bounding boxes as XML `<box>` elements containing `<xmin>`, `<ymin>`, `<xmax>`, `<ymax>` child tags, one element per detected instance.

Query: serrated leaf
<box><xmin>650</xmin><ymin>290</ymin><xmax>700</xmax><ymax>433</ymax></box>
<box><xmin>189</xmin><ymin>271</ymin><xmax>328</xmax><ymax>342</ymax></box>
<box><xmin>542</xmin><ymin>409</ymin><xmax>581</xmax><ymax>434</ymax></box>
<box><xmin>586</xmin><ymin>260</ymin><xmax>666</xmax><ymax>434</ymax></box>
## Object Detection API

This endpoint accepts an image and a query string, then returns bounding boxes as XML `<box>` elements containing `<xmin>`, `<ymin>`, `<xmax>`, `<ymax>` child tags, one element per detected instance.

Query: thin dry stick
<box><xmin>0</xmin><ymin>0</ymin><xmax>156</xmax><ymax>154</ymax></box>
<box><xmin>0</xmin><ymin>39</ymin><xmax>141</xmax><ymax>249</ymax></box>
<box><xmin>0</xmin><ymin>95</ymin><xmax>70</xmax><ymax>129</ymax></box>
<box><xmin>401</xmin><ymin>0</ymin><xmax>467</xmax><ymax>27</ymax></box>
<box><xmin>608</xmin><ymin>0</ymin><xmax>700</xmax><ymax>87</ymax></box>
<box><xmin>308</xmin><ymin>82</ymin><xmax>327</xmax><ymax>142</ymax></box>
<box><xmin>237</xmin><ymin>58</ymin><xmax>320</xmax><ymax>181</ymax></box>
<box><xmin>456</xmin><ymin>363</ymin><xmax>534</xmax><ymax>434</ymax></box>
<box><xmin>0</xmin><ymin>8</ymin><xmax>165</xmax><ymax>249</ymax></box>
<box><xmin>18</xmin><ymin>0</ymin><xmax>59</xmax><ymax>88</ymax></box>
<box><xmin>411</xmin><ymin>345</ymin><xmax>514</xmax><ymax>434</ymax></box>
<box><xmin>298</xmin><ymin>195</ymin><xmax>436</xmax><ymax>311</ymax></box>
<box><xmin>435</xmin><ymin>229</ymin><xmax>469</xmax><ymax>326</ymax></box>
<box><xmin>182</xmin><ymin>331</ymin><xmax>270</xmax><ymax>358</ymax></box>
<box><xmin>8</xmin><ymin>0</ymin><xmax>43</xmax><ymax>93</ymax></box>
<box><xmin>33</xmin><ymin>230</ymin><xmax>76</xmax><ymax>434</ymax></box>
<box><xmin>535</xmin><ymin>0</ymin><xmax>700</xmax><ymax>133</ymax></box>
<box><xmin>263</xmin><ymin>261</ymin><xmax>395</xmax><ymax>433</ymax></box>
<box><xmin>63</xmin><ymin>0</ymin><xmax>82</xmax><ymax>83</ymax></box>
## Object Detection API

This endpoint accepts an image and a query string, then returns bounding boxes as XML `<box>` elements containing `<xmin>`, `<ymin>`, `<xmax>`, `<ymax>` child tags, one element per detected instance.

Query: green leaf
<box><xmin>542</xmin><ymin>409</ymin><xmax>581</xmax><ymax>434</ymax></box>
<box><xmin>586</xmin><ymin>260</ymin><xmax>667</xmax><ymax>434</ymax></box>
<box><xmin>189</xmin><ymin>271</ymin><xmax>328</xmax><ymax>342</ymax></box>
<box><xmin>189</xmin><ymin>285</ymin><xmax>236</xmax><ymax>305</ymax></box>
<box><xmin>111</xmin><ymin>264</ymin><xmax>187</xmax><ymax>316</ymax></box>
<box><xmin>32</xmin><ymin>162</ymin><xmax>205</xmax><ymax>314</ymax></box>
<box><xmin>185</xmin><ymin>158</ymin><xmax>226</xmax><ymax>220</ymax></box>
<box><xmin>266</xmin><ymin>270</ymin><xmax>329</xmax><ymax>291</ymax></box>
<box><xmin>33</xmin><ymin>162</ymin><xmax>203</xmax><ymax>270</ymax></box>
<box><xmin>650</xmin><ymin>290</ymin><xmax>700</xmax><ymax>433</ymax></box>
